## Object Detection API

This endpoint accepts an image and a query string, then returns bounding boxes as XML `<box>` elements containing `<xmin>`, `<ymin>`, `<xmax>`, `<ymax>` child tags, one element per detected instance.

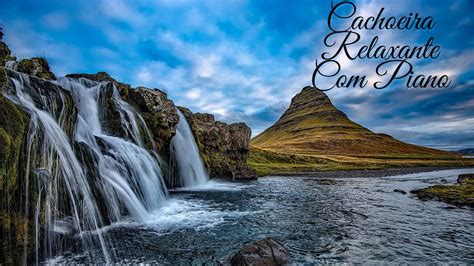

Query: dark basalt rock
<box><xmin>0</xmin><ymin>41</ymin><xmax>16</xmax><ymax>66</ymax></box>
<box><xmin>128</xmin><ymin>86</ymin><xmax>179</xmax><ymax>155</ymax></box>
<box><xmin>394</xmin><ymin>189</ymin><xmax>407</xmax><ymax>194</ymax></box>
<box><xmin>62</xmin><ymin>72</ymin><xmax>255</xmax><ymax>180</ymax></box>
<box><xmin>457</xmin><ymin>173</ymin><xmax>474</xmax><ymax>184</ymax></box>
<box><xmin>230</xmin><ymin>238</ymin><xmax>289</xmax><ymax>266</ymax></box>
<box><xmin>178</xmin><ymin>106</ymin><xmax>256</xmax><ymax>180</ymax></box>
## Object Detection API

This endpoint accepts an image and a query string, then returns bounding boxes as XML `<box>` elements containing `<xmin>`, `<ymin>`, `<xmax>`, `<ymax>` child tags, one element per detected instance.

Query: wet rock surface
<box><xmin>230</xmin><ymin>238</ymin><xmax>289</xmax><ymax>266</ymax></box>
<box><xmin>178</xmin><ymin>106</ymin><xmax>256</xmax><ymax>180</ymax></box>
<box><xmin>128</xmin><ymin>86</ymin><xmax>179</xmax><ymax>154</ymax></box>
<box><xmin>0</xmin><ymin>69</ymin><xmax>77</xmax><ymax>264</ymax></box>
<box><xmin>394</xmin><ymin>189</ymin><xmax>407</xmax><ymax>194</ymax></box>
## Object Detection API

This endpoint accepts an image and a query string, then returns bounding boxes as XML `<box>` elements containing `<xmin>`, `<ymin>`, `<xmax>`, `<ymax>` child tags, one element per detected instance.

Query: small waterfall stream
<box><xmin>5</xmin><ymin>60</ymin><xmax>18</xmax><ymax>70</ymax></box>
<box><xmin>171</xmin><ymin>110</ymin><xmax>209</xmax><ymax>187</ymax></box>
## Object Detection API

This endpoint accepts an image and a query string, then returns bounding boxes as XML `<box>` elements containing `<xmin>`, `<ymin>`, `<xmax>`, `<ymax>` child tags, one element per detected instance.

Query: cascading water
<box><xmin>6</xmin><ymin>71</ymin><xmax>110</xmax><ymax>263</ymax></box>
<box><xmin>4</xmin><ymin>60</ymin><xmax>18</xmax><ymax>70</ymax></box>
<box><xmin>171</xmin><ymin>109</ymin><xmax>209</xmax><ymax>187</ymax></box>
<box><xmin>58</xmin><ymin>77</ymin><xmax>168</xmax><ymax>221</ymax></box>
<box><xmin>3</xmin><ymin>68</ymin><xmax>169</xmax><ymax>263</ymax></box>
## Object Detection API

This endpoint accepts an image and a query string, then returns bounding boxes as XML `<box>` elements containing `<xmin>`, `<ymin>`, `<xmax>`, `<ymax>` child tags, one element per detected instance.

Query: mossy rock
<box><xmin>458</xmin><ymin>174</ymin><xmax>474</xmax><ymax>184</ymax></box>
<box><xmin>411</xmin><ymin>181</ymin><xmax>474</xmax><ymax>208</ymax></box>
<box><xmin>0</xmin><ymin>69</ymin><xmax>81</xmax><ymax>263</ymax></box>
<box><xmin>0</xmin><ymin>67</ymin><xmax>8</xmax><ymax>90</ymax></box>
<box><xmin>0</xmin><ymin>128</ymin><xmax>12</xmax><ymax>170</ymax></box>
<box><xmin>0</xmin><ymin>41</ymin><xmax>16</xmax><ymax>66</ymax></box>
<box><xmin>0</xmin><ymin>93</ymin><xmax>30</xmax><ymax>264</ymax></box>
<box><xmin>16</xmin><ymin>58</ymin><xmax>56</xmax><ymax>80</ymax></box>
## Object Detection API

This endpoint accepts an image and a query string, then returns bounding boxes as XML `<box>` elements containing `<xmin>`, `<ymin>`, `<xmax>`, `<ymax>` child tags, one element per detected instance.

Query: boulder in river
<box><xmin>393</xmin><ymin>189</ymin><xmax>407</xmax><ymax>194</ymax></box>
<box><xmin>230</xmin><ymin>238</ymin><xmax>289</xmax><ymax>266</ymax></box>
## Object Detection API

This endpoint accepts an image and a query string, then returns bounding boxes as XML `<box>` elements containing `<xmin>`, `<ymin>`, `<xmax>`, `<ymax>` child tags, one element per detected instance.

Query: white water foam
<box><xmin>171</xmin><ymin>109</ymin><xmax>210</xmax><ymax>187</ymax></box>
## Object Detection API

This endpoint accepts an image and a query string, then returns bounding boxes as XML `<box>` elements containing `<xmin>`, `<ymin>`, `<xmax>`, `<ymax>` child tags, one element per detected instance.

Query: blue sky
<box><xmin>1</xmin><ymin>0</ymin><xmax>473</xmax><ymax>150</ymax></box>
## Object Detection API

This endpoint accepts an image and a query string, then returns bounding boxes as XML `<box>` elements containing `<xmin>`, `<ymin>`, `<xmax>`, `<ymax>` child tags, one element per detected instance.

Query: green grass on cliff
<box><xmin>248</xmin><ymin>147</ymin><xmax>384</xmax><ymax>176</ymax></box>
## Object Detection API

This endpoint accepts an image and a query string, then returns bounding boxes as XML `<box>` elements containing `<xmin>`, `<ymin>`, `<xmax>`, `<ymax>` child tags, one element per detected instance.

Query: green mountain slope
<box><xmin>249</xmin><ymin>86</ymin><xmax>471</xmax><ymax>175</ymax></box>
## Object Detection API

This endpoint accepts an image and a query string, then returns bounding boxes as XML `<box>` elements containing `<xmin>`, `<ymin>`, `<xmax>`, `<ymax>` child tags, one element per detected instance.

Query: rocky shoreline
<box><xmin>411</xmin><ymin>173</ymin><xmax>474</xmax><ymax>208</ymax></box>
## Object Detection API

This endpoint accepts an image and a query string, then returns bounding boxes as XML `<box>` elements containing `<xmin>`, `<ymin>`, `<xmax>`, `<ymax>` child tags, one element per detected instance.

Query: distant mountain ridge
<box><xmin>251</xmin><ymin>86</ymin><xmax>455</xmax><ymax>157</ymax></box>
<box><xmin>458</xmin><ymin>149</ymin><xmax>474</xmax><ymax>155</ymax></box>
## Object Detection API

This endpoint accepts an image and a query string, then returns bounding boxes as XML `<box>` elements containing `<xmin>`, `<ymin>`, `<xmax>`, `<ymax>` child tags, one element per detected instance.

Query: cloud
<box><xmin>1</xmin><ymin>0</ymin><xmax>473</xmax><ymax>150</ymax></box>
<box><xmin>184</xmin><ymin>88</ymin><xmax>201</xmax><ymax>100</ymax></box>
<box><xmin>41</xmin><ymin>12</ymin><xmax>70</xmax><ymax>30</ymax></box>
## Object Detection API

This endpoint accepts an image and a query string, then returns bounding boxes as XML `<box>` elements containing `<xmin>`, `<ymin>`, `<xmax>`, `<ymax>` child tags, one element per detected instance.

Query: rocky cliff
<box><xmin>178</xmin><ymin>107</ymin><xmax>256</xmax><ymax>179</ymax></box>
<box><xmin>65</xmin><ymin>72</ymin><xmax>179</xmax><ymax>156</ymax></box>
<box><xmin>1</xmin><ymin>38</ymin><xmax>63</xmax><ymax>263</ymax></box>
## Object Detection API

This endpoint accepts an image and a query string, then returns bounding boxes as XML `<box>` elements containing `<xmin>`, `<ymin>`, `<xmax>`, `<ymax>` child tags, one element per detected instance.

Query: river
<box><xmin>53</xmin><ymin>168</ymin><xmax>474</xmax><ymax>264</ymax></box>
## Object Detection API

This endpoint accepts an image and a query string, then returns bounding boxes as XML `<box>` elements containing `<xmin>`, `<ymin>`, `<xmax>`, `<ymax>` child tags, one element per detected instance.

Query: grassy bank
<box><xmin>248</xmin><ymin>147</ymin><xmax>474</xmax><ymax>176</ymax></box>
<box><xmin>411</xmin><ymin>177</ymin><xmax>474</xmax><ymax>207</ymax></box>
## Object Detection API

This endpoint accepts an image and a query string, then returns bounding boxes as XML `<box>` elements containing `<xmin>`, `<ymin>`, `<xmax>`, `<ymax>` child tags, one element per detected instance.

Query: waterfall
<box><xmin>58</xmin><ymin>77</ymin><xmax>168</xmax><ymax>221</ymax></box>
<box><xmin>171</xmin><ymin>109</ymin><xmax>209</xmax><ymax>187</ymax></box>
<box><xmin>5</xmin><ymin>60</ymin><xmax>18</xmax><ymax>70</ymax></box>
<box><xmin>7</xmin><ymin>72</ymin><xmax>110</xmax><ymax>263</ymax></box>
<box><xmin>4</xmin><ymin>69</ymin><xmax>169</xmax><ymax>263</ymax></box>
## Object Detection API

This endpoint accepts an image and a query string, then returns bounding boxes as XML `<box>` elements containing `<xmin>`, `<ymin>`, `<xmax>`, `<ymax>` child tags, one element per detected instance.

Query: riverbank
<box><xmin>248</xmin><ymin>147</ymin><xmax>474</xmax><ymax>176</ymax></box>
<box><xmin>266</xmin><ymin>166</ymin><xmax>474</xmax><ymax>178</ymax></box>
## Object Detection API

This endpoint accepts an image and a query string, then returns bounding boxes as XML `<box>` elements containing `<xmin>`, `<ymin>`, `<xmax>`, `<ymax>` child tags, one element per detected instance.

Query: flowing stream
<box><xmin>51</xmin><ymin>168</ymin><xmax>474</xmax><ymax>264</ymax></box>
